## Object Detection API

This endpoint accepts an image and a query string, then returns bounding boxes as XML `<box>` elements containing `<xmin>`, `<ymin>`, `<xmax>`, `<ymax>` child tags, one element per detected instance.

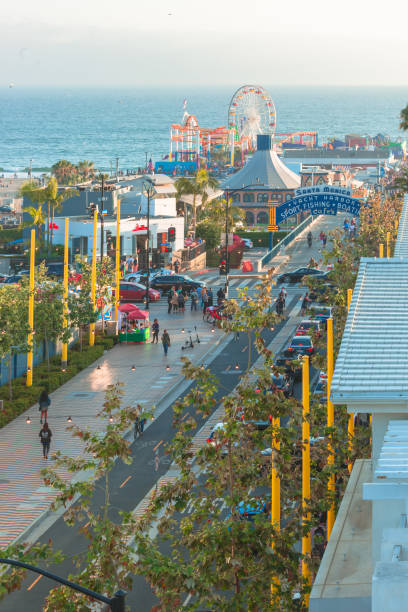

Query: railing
<box><xmin>260</xmin><ymin>215</ymin><xmax>313</xmax><ymax>268</ymax></box>
<box><xmin>180</xmin><ymin>242</ymin><xmax>206</xmax><ymax>263</ymax></box>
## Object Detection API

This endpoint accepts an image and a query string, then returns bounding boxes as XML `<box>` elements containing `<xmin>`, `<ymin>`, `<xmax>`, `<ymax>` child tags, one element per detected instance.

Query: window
<box><xmin>257</xmin><ymin>212</ymin><xmax>268</xmax><ymax>225</ymax></box>
<box><xmin>245</xmin><ymin>211</ymin><xmax>255</xmax><ymax>225</ymax></box>
<box><xmin>243</xmin><ymin>192</ymin><xmax>254</xmax><ymax>203</ymax></box>
<box><xmin>232</xmin><ymin>192</ymin><xmax>240</xmax><ymax>203</ymax></box>
<box><xmin>257</xmin><ymin>193</ymin><xmax>269</xmax><ymax>203</ymax></box>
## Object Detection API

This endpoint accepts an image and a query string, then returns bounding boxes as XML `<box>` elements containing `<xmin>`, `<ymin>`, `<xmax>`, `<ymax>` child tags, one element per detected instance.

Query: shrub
<box><xmin>0</xmin><ymin>334</ymin><xmax>118</xmax><ymax>429</ymax></box>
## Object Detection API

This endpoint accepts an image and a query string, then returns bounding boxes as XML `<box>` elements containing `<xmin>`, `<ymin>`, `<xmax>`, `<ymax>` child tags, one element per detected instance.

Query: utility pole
<box><xmin>116</xmin><ymin>157</ymin><xmax>119</xmax><ymax>179</ymax></box>
<box><xmin>99</xmin><ymin>174</ymin><xmax>105</xmax><ymax>263</ymax></box>
<box><xmin>143</xmin><ymin>179</ymin><xmax>155</xmax><ymax>310</ymax></box>
<box><xmin>225</xmin><ymin>189</ymin><xmax>230</xmax><ymax>297</ymax></box>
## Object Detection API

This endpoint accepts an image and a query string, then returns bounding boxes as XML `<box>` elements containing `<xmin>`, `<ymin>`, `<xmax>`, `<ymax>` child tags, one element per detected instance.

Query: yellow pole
<box><xmin>114</xmin><ymin>200</ymin><xmax>121</xmax><ymax>324</ymax></box>
<box><xmin>347</xmin><ymin>288</ymin><xmax>352</xmax><ymax>311</ymax></box>
<box><xmin>271</xmin><ymin>416</ymin><xmax>280</xmax><ymax>601</ymax></box>
<box><xmin>395</xmin><ymin>219</ymin><xmax>399</xmax><ymax>231</ymax></box>
<box><xmin>61</xmin><ymin>218</ymin><xmax>69</xmax><ymax>368</ymax></box>
<box><xmin>230</xmin><ymin>130</ymin><xmax>235</xmax><ymax>167</ymax></box>
<box><xmin>327</xmin><ymin>318</ymin><xmax>335</xmax><ymax>539</ymax></box>
<box><xmin>386</xmin><ymin>231</ymin><xmax>390</xmax><ymax>258</ymax></box>
<box><xmin>379</xmin><ymin>243</ymin><xmax>384</xmax><ymax>258</ymax></box>
<box><xmin>302</xmin><ymin>356</ymin><xmax>311</xmax><ymax>595</ymax></box>
<box><xmin>346</xmin><ymin>291</ymin><xmax>354</xmax><ymax>473</ymax></box>
<box><xmin>89</xmin><ymin>209</ymin><xmax>97</xmax><ymax>346</ymax></box>
<box><xmin>26</xmin><ymin>229</ymin><xmax>35</xmax><ymax>387</ymax></box>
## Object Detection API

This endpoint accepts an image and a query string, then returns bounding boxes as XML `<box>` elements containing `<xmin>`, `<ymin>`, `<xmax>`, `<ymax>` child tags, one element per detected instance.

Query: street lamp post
<box><xmin>99</xmin><ymin>174</ymin><xmax>106</xmax><ymax>263</ymax></box>
<box><xmin>143</xmin><ymin>179</ymin><xmax>155</xmax><ymax>311</ymax></box>
<box><xmin>0</xmin><ymin>558</ymin><xmax>126</xmax><ymax>612</ymax></box>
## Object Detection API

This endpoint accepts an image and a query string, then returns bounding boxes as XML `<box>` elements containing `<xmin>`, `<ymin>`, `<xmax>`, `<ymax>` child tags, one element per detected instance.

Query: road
<box><xmin>0</xmin><ymin>214</ymin><xmax>340</xmax><ymax>611</ymax></box>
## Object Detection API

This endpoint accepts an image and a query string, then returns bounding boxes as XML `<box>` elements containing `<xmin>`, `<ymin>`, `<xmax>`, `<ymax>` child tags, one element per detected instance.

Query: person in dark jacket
<box><xmin>151</xmin><ymin>318</ymin><xmax>159</xmax><ymax>343</ymax></box>
<box><xmin>38</xmin><ymin>388</ymin><xmax>50</xmax><ymax>424</ymax></box>
<box><xmin>161</xmin><ymin>329</ymin><xmax>171</xmax><ymax>356</ymax></box>
<box><xmin>39</xmin><ymin>422</ymin><xmax>52</xmax><ymax>459</ymax></box>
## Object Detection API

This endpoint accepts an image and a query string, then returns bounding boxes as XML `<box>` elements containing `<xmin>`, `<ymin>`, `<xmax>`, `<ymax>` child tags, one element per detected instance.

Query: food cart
<box><xmin>118</xmin><ymin>304</ymin><xmax>150</xmax><ymax>343</ymax></box>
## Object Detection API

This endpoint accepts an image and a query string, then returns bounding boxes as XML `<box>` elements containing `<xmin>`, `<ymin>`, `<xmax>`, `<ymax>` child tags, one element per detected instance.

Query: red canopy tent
<box><xmin>118</xmin><ymin>303</ymin><xmax>138</xmax><ymax>314</ymax></box>
<box><xmin>126</xmin><ymin>307</ymin><xmax>149</xmax><ymax>320</ymax></box>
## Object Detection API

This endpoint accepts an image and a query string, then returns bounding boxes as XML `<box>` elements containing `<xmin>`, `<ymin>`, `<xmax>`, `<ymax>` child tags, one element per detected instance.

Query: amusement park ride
<box><xmin>160</xmin><ymin>85</ymin><xmax>317</xmax><ymax>175</ymax></box>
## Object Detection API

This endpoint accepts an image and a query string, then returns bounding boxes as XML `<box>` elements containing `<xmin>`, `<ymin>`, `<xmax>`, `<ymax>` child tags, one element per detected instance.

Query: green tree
<box><xmin>77</xmin><ymin>160</ymin><xmax>95</xmax><ymax>182</ymax></box>
<box><xmin>67</xmin><ymin>270</ymin><xmax>98</xmax><ymax>351</ymax></box>
<box><xmin>51</xmin><ymin>160</ymin><xmax>78</xmax><ymax>186</ymax></box>
<box><xmin>195</xmin><ymin>220</ymin><xmax>221</xmax><ymax>249</ymax></box>
<box><xmin>0</xmin><ymin>284</ymin><xmax>31</xmax><ymax>399</ymax></box>
<box><xmin>175</xmin><ymin>170</ymin><xmax>219</xmax><ymax>236</ymax></box>
<box><xmin>40</xmin><ymin>383</ymin><xmax>145</xmax><ymax>610</ymax></box>
<box><xmin>20</xmin><ymin>181</ymin><xmax>48</xmax><ymax>247</ymax></box>
<box><xmin>33</xmin><ymin>264</ymin><xmax>68</xmax><ymax>371</ymax></box>
<box><xmin>45</xmin><ymin>177</ymin><xmax>78</xmax><ymax>253</ymax></box>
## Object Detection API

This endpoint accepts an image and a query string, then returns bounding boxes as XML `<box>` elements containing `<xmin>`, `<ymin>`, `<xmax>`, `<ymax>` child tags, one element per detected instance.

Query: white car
<box><xmin>242</xmin><ymin>238</ymin><xmax>253</xmax><ymax>250</ymax></box>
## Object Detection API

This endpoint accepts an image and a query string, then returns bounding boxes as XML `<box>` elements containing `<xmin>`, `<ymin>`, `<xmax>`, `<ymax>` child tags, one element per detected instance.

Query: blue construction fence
<box><xmin>260</xmin><ymin>216</ymin><xmax>313</xmax><ymax>268</ymax></box>
<box><xmin>0</xmin><ymin>335</ymin><xmax>78</xmax><ymax>387</ymax></box>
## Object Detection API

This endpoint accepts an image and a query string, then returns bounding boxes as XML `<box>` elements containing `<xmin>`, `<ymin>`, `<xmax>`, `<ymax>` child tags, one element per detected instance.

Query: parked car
<box><xmin>274</xmin><ymin>351</ymin><xmax>302</xmax><ymax>382</ymax></box>
<box><xmin>287</xmin><ymin>335</ymin><xmax>314</xmax><ymax>356</ymax></box>
<box><xmin>242</xmin><ymin>238</ymin><xmax>253</xmax><ymax>250</ymax></box>
<box><xmin>295</xmin><ymin>320</ymin><xmax>321</xmax><ymax>337</ymax></box>
<box><xmin>116</xmin><ymin>281</ymin><xmax>160</xmax><ymax>302</ymax></box>
<box><xmin>277</xmin><ymin>268</ymin><xmax>324</xmax><ymax>284</ymax></box>
<box><xmin>0</xmin><ymin>274</ymin><xmax>22</xmax><ymax>285</ymax></box>
<box><xmin>308</xmin><ymin>306</ymin><xmax>334</xmax><ymax>329</ymax></box>
<box><xmin>313</xmin><ymin>371</ymin><xmax>327</xmax><ymax>398</ymax></box>
<box><xmin>150</xmin><ymin>274</ymin><xmax>205</xmax><ymax>293</ymax></box>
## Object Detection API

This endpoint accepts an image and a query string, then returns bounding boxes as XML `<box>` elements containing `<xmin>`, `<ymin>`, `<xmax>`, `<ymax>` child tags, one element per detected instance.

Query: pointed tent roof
<box><xmin>222</xmin><ymin>135</ymin><xmax>301</xmax><ymax>191</ymax></box>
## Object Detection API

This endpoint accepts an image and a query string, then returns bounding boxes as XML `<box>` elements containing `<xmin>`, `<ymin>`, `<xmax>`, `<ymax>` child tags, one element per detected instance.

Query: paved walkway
<box><xmin>0</xmin><ymin>303</ymin><xmax>225</xmax><ymax>547</ymax></box>
<box><xmin>0</xmin><ymin>214</ymin><xmax>342</xmax><ymax>548</ymax></box>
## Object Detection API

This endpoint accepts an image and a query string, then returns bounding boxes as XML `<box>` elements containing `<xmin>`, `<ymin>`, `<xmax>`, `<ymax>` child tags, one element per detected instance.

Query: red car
<box><xmin>117</xmin><ymin>281</ymin><xmax>160</xmax><ymax>302</ymax></box>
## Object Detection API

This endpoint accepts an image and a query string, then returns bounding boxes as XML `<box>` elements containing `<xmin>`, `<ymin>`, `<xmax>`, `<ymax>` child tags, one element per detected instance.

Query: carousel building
<box><xmin>221</xmin><ymin>135</ymin><xmax>301</xmax><ymax>226</ymax></box>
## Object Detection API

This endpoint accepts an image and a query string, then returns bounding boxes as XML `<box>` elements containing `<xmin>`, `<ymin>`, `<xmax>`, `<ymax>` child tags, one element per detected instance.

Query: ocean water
<box><xmin>0</xmin><ymin>86</ymin><xmax>407</xmax><ymax>172</ymax></box>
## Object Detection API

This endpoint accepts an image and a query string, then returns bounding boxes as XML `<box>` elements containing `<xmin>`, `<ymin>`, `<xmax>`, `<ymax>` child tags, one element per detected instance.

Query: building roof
<box><xmin>331</xmin><ymin>258</ymin><xmax>408</xmax><ymax>404</ymax></box>
<box><xmin>221</xmin><ymin>150</ymin><xmax>300</xmax><ymax>191</ymax></box>
<box><xmin>394</xmin><ymin>194</ymin><xmax>408</xmax><ymax>258</ymax></box>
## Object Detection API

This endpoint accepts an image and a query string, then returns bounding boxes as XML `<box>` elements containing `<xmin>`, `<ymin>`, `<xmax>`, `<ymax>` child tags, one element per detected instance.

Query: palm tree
<box><xmin>77</xmin><ymin>160</ymin><xmax>95</xmax><ymax>181</ymax></box>
<box><xmin>51</xmin><ymin>160</ymin><xmax>77</xmax><ymax>185</ymax></box>
<box><xmin>175</xmin><ymin>170</ymin><xmax>219</xmax><ymax>235</ymax></box>
<box><xmin>20</xmin><ymin>181</ymin><xmax>48</xmax><ymax>246</ymax></box>
<box><xmin>47</xmin><ymin>179</ymin><xmax>78</xmax><ymax>252</ymax></box>
<box><xmin>24</xmin><ymin>205</ymin><xmax>46</xmax><ymax>245</ymax></box>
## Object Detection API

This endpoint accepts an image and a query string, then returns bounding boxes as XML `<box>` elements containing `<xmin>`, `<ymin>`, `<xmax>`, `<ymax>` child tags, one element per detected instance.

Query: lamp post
<box><xmin>98</xmin><ymin>174</ymin><xmax>106</xmax><ymax>263</ymax></box>
<box><xmin>142</xmin><ymin>179</ymin><xmax>155</xmax><ymax>311</ymax></box>
<box><xmin>0</xmin><ymin>558</ymin><xmax>126</xmax><ymax>611</ymax></box>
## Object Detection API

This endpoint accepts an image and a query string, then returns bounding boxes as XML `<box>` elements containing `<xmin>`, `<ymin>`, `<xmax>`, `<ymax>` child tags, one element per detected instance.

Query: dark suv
<box><xmin>150</xmin><ymin>274</ymin><xmax>205</xmax><ymax>293</ymax></box>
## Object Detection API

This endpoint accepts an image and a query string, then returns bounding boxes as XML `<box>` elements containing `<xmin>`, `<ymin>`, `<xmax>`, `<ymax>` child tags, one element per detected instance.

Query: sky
<box><xmin>1</xmin><ymin>0</ymin><xmax>408</xmax><ymax>87</ymax></box>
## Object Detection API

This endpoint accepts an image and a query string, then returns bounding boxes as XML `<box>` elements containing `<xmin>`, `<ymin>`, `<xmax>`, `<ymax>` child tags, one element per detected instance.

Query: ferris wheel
<box><xmin>228</xmin><ymin>85</ymin><xmax>277</xmax><ymax>148</ymax></box>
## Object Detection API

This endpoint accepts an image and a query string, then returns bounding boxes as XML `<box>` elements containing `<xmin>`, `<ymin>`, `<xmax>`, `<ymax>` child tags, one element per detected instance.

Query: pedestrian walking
<box><xmin>279</xmin><ymin>287</ymin><xmax>287</xmax><ymax>309</ymax></box>
<box><xmin>201</xmin><ymin>287</ymin><xmax>209</xmax><ymax>313</ymax></box>
<box><xmin>178</xmin><ymin>291</ymin><xmax>185</xmax><ymax>313</ymax></box>
<box><xmin>171</xmin><ymin>291</ymin><xmax>179</xmax><ymax>313</ymax></box>
<box><xmin>161</xmin><ymin>329</ymin><xmax>171</xmax><ymax>356</ymax></box>
<box><xmin>190</xmin><ymin>288</ymin><xmax>198</xmax><ymax>311</ymax></box>
<box><xmin>174</xmin><ymin>260</ymin><xmax>180</xmax><ymax>274</ymax></box>
<box><xmin>207</xmin><ymin>288</ymin><xmax>213</xmax><ymax>307</ymax></box>
<box><xmin>38</xmin><ymin>387</ymin><xmax>51</xmax><ymax>424</ymax></box>
<box><xmin>275</xmin><ymin>296</ymin><xmax>284</xmax><ymax>315</ymax></box>
<box><xmin>167</xmin><ymin>291</ymin><xmax>173</xmax><ymax>314</ymax></box>
<box><xmin>301</xmin><ymin>292</ymin><xmax>311</xmax><ymax>316</ymax></box>
<box><xmin>39</xmin><ymin>422</ymin><xmax>52</xmax><ymax>459</ymax></box>
<box><xmin>134</xmin><ymin>415</ymin><xmax>142</xmax><ymax>439</ymax></box>
<box><xmin>151</xmin><ymin>318</ymin><xmax>159</xmax><ymax>343</ymax></box>
<box><xmin>126</xmin><ymin>255</ymin><xmax>134</xmax><ymax>273</ymax></box>
<box><xmin>319</xmin><ymin>231</ymin><xmax>324</xmax><ymax>247</ymax></box>
<box><xmin>322</xmin><ymin>232</ymin><xmax>327</xmax><ymax>247</ymax></box>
